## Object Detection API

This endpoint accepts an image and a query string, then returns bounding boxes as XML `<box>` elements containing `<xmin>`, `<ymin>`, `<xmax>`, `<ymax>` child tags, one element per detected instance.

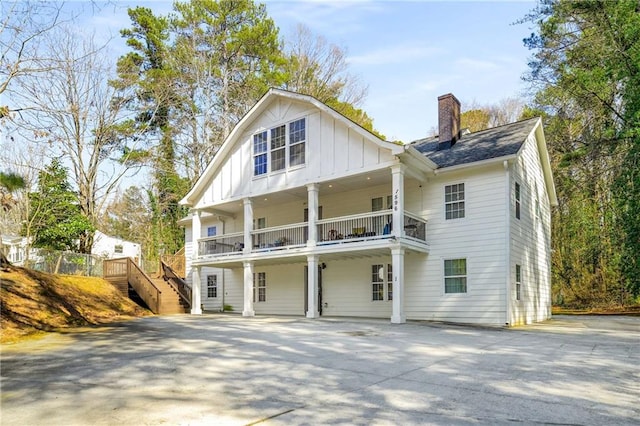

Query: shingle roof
<box><xmin>410</xmin><ymin>117</ymin><xmax>539</xmax><ymax>169</ymax></box>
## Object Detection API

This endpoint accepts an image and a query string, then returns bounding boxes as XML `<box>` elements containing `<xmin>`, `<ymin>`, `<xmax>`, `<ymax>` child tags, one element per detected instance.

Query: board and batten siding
<box><xmin>404</xmin><ymin>165</ymin><xmax>509</xmax><ymax>325</ymax></box>
<box><xmin>509</xmin><ymin>131</ymin><xmax>552</xmax><ymax>325</ymax></box>
<box><xmin>192</xmin><ymin>98</ymin><xmax>396</xmax><ymax>210</ymax></box>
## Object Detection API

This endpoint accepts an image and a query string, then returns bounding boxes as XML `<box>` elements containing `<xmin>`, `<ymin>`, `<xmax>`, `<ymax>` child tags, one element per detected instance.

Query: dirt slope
<box><xmin>1</xmin><ymin>264</ymin><xmax>149</xmax><ymax>343</ymax></box>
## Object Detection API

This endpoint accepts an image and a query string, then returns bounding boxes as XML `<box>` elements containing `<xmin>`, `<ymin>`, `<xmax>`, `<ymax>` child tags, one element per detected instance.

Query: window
<box><xmin>515</xmin><ymin>264</ymin><xmax>521</xmax><ymax>301</ymax></box>
<box><xmin>289</xmin><ymin>118</ymin><xmax>306</xmax><ymax>166</ymax></box>
<box><xmin>372</xmin><ymin>265</ymin><xmax>384</xmax><ymax>301</ymax></box>
<box><xmin>515</xmin><ymin>182</ymin><xmax>521</xmax><ymax>220</ymax></box>
<box><xmin>114</xmin><ymin>244</ymin><xmax>123</xmax><ymax>254</ymax></box>
<box><xmin>444</xmin><ymin>258</ymin><xmax>467</xmax><ymax>293</ymax></box>
<box><xmin>252</xmin><ymin>118</ymin><xmax>306</xmax><ymax>176</ymax></box>
<box><xmin>253</xmin><ymin>131</ymin><xmax>268</xmax><ymax>175</ymax></box>
<box><xmin>387</xmin><ymin>264</ymin><xmax>393</xmax><ymax>301</ymax></box>
<box><xmin>372</xmin><ymin>264</ymin><xmax>393</xmax><ymax>301</ymax></box>
<box><xmin>445</xmin><ymin>183</ymin><xmax>465</xmax><ymax>219</ymax></box>
<box><xmin>271</xmin><ymin>125</ymin><xmax>286</xmax><ymax>171</ymax></box>
<box><xmin>253</xmin><ymin>272</ymin><xmax>266</xmax><ymax>302</ymax></box>
<box><xmin>371</xmin><ymin>195</ymin><xmax>392</xmax><ymax>212</ymax></box>
<box><xmin>207</xmin><ymin>226</ymin><xmax>217</xmax><ymax>237</ymax></box>
<box><xmin>207</xmin><ymin>275</ymin><xmax>218</xmax><ymax>298</ymax></box>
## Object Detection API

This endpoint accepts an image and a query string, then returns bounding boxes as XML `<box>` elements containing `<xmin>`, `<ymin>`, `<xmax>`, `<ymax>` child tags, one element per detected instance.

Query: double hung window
<box><xmin>372</xmin><ymin>264</ymin><xmax>393</xmax><ymax>301</ymax></box>
<box><xmin>254</xmin><ymin>272</ymin><xmax>266</xmax><ymax>302</ymax></box>
<box><xmin>207</xmin><ymin>275</ymin><xmax>218</xmax><ymax>298</ymax></box>
<box><xmin>253</xmin><ymin>118</ymin><xmax>306</xmax><ymax>176</ymax></box>
<box><xmin>444</xmin><ymin>258</ymin><xmax>467</xmax><ymax>293</ymax></box>
<box><xmin>445</xmin><ymin>183</ymin><xmax>465</xmax><ymax>219</ymax></box>
<box><xmin>515</xmin><ymin>264</ymin><xmax>522</xmax><ymax>301</ymax></box>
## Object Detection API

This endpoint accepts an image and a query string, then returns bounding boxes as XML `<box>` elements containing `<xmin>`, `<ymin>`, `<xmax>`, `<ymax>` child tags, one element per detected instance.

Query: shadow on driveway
<box><xmin>1</xmin><ymin>314</ymin><xmax>639</xmax><ymax>425</ymax></box>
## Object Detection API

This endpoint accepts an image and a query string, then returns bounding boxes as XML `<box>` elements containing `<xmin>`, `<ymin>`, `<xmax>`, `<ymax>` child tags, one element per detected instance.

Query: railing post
<box><xmin>391</xmin><ymin>164</ymin><xmax>405</xmax><ymax>238</ymax></box>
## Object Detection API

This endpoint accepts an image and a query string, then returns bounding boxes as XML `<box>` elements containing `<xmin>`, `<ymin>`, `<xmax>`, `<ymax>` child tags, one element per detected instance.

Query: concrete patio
<box><xmin>1</xmin><ymin>314</ymin><xmax>638</xmax><ymax>425</ymax></box>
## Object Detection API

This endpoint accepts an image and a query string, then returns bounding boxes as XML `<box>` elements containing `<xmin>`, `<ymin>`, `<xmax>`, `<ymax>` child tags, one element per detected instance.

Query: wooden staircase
<box><xmin>103</xmin><ymin>257</ymin><xmax>190</xmax><ymax>314</ymax></box>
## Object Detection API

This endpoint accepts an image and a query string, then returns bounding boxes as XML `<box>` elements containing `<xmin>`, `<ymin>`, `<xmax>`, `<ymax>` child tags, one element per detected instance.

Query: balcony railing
<box><xmin>317</xmin><ymin>210</ymin><xmax>392</xmax><ymax>244</ymax></box>
<box><xmin>199</xmin><ymin>232</ymin><xmax>244</xmax><ymax>256</ymax></box>
<box><xmin>252</xmin><ymin>222</ymin><xmax>307</xmax><ymax>251</ymax></box>
<box><xmin>195</xmin><ymin>210</ymin><xmax>427</xmax><ymax>259</ymax></box>
<box><xmin>404</xmin><ymin>211</ymin><xmax>427</xmax><ymax>242</ymax></box>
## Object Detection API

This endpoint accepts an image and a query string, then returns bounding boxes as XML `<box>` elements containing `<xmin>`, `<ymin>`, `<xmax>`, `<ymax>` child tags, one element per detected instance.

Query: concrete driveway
<box><xmin>1</xmin><ymin>314</ymin><xmax>638</xmax><ymax>425</ymax></box>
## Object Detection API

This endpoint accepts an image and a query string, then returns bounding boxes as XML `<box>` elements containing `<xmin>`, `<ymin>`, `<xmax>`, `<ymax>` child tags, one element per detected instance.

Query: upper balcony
<box><xmin>194</xmin><ymin>209</ymin><xmax>427</xmax><ymax>266</ymax></box>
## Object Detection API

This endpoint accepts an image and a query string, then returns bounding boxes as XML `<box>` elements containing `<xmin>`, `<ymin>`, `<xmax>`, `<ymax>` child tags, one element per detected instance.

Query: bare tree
<box><xmin>8</xmin><ymin>25</ymin><xmax>147</xmax><ymax>252</ymax></box>
<box><xmin>0</xmin><ymin>1</ymin><xmax>67</xmax><ymax>117</ymax></box>
<box><xmin>283</xmin><ymin>24</ymin><xmax>367</xmax><ymax>107</ymax></box>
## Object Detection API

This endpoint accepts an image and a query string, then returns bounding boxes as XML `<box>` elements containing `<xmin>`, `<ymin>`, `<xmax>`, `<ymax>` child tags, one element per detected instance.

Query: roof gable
<box><xmin>181</xmin><ymin>88</ymin><xmax>402</xmax><ymax>207</ymax></box>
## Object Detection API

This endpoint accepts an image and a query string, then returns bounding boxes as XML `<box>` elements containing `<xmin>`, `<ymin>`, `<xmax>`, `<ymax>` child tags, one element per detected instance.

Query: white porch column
<box><xmin>391</xmin><ymin>247</ymin><xmax>406</xmax><ymax>324</ymax></box>
<box><xmin>243</xmin><ymin>198</ymin><xmax>253</xmax><ymax>254</ymax></box>
<box><xmin>306</xmin><ymin>255</ymin><xmax>319</xmax><ymax>318</ymax></box>
<box><xmin>391</xmin><ymin>164</ymin><xmax>405</xmax><ymax>238</ymax></box>
<box><xmin>242</xmin><ymin>261</ymin><xmax>255</xmax><ymax>317</ymax></box>
<box><xmin>307</xmin><ymin>183</ymin><xmax>319</xmax><ymax>247</ymax></box>
<box><xmin>192</xmin><ymin>209</ymin><xmax>202</xmax><ymax>258</ymax></box>
<box><xmin>191</xmin><ymin>210</ymin><xmax>203</xmax><ymax>314</ymax></box>
<box><xmin>191</xmin><ymin>266</ymin><xmax>203</xmax><ymax>314</ymax></box>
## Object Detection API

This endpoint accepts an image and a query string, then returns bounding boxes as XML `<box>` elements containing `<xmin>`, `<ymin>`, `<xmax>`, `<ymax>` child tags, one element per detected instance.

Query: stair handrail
<box><xmin>161</xmin><ymin>261</ymin><xmax>191</xmax><ymax>307</ymax></box>
<box><xmin>127</xmin><ymin>257</ymin><xmax>162</xmax><ymax>314</ymax></box>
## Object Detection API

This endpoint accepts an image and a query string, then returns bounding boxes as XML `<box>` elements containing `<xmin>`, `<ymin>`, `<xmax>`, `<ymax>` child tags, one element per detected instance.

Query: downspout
<box><xmin>504</xmin><ymin>160</ymin><xmax>511</xmax><ymax>326</ymax></box>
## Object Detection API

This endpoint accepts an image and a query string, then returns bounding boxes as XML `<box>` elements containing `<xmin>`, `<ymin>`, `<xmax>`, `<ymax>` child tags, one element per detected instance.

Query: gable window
<box><xmin>253</xmin><ymin>272</ymin><xmax>266</xmax><ymax>302</ymax></box>
<box><xmin>289</xmin><ymin>118</ymin><xmax>306</xmax><ymax>166</ymax></box>
<box><xmin>444</xmin><ymin>258</ymin><xmax>467</xmax><ymax>293</ymax></box>
<box><xmin>515</xmin><ymin>182</ymin><xmax>521</xmax><ymax>220</ymax></box>
<box><xmin>207</xmin><ymin>275</ymin><xmax>218</xmax><ymax>298</ymax></box>
<box><xmin>252</xmin><ymin>118</ymin><xmax>306</xmax><ymax>176</ymax></box>
<box><xmin>515</xmin><ymin>264</ymin><xmax>522</xmax><ymax>301</ymax></box>
<box><xmin>253</xmin><ymin>131</ymin><xmax>268</xmax><ymax>175</ymax></box>
<box><xmin>271</xmin><ymin>125</ymin><xmax>286</xmax><ymax>171</ymax></box>
<box><xmin>114</xmin><ymin>244</ymin><xmax>123</xmax><ymax>254</ymax></box>
<box><xmin>207</xmin><ymin>226</ymin><xmax>217</xmax><ymax>237</ymax></box>
<box><xmin>445</xmin><ymin>183</ymin><xmax>465</xmax><ymax>220</ymax></box>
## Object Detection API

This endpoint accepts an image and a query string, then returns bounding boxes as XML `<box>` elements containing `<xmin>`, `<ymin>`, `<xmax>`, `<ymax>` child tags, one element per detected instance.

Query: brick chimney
<box><xmin>438</xmin><ymin>93</ymin><xmax>461</xmax><ymax>150</ymax></box>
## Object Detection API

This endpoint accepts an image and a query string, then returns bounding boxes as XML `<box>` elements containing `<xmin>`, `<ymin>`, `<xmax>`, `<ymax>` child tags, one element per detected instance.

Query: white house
<box><xmin>1</xmin><ymin>235</ymin><xmax>30</xmax><ymax>265</ymax></box>
<box><xmin>92</xmin><ymin>230</ymin><xmax>142</xmax><ymax>262</ymax></box>
<box><xmin>179</xmin><ymin>89</ymin><xmax>557</xmax><ymax>326</ymax></box>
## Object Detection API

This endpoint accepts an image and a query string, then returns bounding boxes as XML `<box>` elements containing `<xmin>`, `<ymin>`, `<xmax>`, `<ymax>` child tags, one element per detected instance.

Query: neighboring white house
<box><xmin>2</xmin><ymin>231</ymin><xmax>141</xmax><ymax>266</ymax></box>
<box><xmin>179</xmin><ymin>89</ymin><xmax>557</xmax><ymax>326</ymax></box>
<box><xmin>92</xmin><ymin>230</ymin><xmax>141</xmax><ymax>262</ymax></box>
<box><xmin>1</xmin><ymin>235</ymin><xmax>31</xmax><ymax>265</ymax></box>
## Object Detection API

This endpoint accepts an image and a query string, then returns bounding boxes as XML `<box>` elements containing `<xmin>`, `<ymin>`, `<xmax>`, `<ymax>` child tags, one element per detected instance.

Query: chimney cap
<box><xmin>438</xmin><ymin>93</ymin><xmax>461</xmax><ymax>104</ymax></box>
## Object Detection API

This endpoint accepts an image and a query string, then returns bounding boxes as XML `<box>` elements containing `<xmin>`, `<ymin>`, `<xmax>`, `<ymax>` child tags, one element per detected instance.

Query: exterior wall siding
<box><xmin>509</xmin><ymin>132</ymin><xmax>553</xmax><ymax>325</ymax></box>
<box><xmin>404</xmin><ymin>166</ymin><xmax>508</xmax><ymax>325</ymax></box>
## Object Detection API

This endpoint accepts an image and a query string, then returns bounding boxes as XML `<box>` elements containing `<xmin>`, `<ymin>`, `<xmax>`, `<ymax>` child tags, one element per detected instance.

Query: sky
<box><xmin>80</xmin><ymin>0</ymin><xmax>538</xmax><ymax>143</ymax></box>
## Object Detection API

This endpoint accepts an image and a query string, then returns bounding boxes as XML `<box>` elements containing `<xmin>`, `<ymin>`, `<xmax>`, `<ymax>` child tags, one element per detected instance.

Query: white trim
<box><xmin>180</xmin><ymin>88</ymin><xmax>403</xmax><ymax>206</ymax></box>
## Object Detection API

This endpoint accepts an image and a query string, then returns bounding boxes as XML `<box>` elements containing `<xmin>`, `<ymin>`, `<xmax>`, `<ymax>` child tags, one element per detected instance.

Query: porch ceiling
<box><xmin>199</xmin><ymin>168</ymin><xmax>422</xmax><ymax>216</ymax></box>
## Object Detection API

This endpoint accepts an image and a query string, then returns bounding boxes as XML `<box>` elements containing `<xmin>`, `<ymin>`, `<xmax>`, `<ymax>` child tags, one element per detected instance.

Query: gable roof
<box><xmin>180</xmin><ymin>88</ymin><xmax>405</xmax><ymax>207</ymax></box>
<box><xmin>411</xmin><ymin>117</ymin><xmax>540</xmax><ymax>168</ymax></box>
